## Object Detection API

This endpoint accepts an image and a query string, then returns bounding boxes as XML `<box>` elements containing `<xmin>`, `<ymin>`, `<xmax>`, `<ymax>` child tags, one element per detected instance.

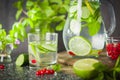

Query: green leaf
<box><xmin>88</xmin><ymin>20</ymin><xmax>101</xmax><ymax>36</ymax></box>
<box><xmin>13</xmin><ymin>1</ymin><xmax>23</xmax><ymax>9</ymax></box>
<box><xmin>58</xmin><ymin>6</ymin><xmax>67</xmax><ymax>14</ymax></box>
<box><xmin>114</xmin><ymin>67</ymin><xmax>120</xmax><ymax>72</ymax></box>
<box><xmin>26</xmin><ymin>0</ymin><xmax>34</xmax><ymax>8</ymax></box>
<box><xmin>44</xmin><ymin>7</ymin><xmax>55</xmax><ymax>17</ymax></box>
<box><xmin>52</xmin><ymin>15</ymin><xmax>65</xmax><ymax>22</ymax></box>
<box><xmin>93</xmin><ymin>72</ymin><xmax>104</xmax><ymax>80</ymax></box>
<box><xmin>93</xmin><ymin>62</ymin><xmax>108</xmax><ymax>72</ymax></box>
<box><xmin>16</xmin><ymin>9</ymin><xmax>22</xmax><ymax>20</ymax></box>
<box><xmin>49</xmin><ymin>0</ymin><xmax>62</xmax><ymax>4</ymax></box>
<box><xmin>56</xmin><ymin>20</ymin><xmax>65</xmax><ymax>31</ymax></box>
<box><xmin>50</xmin><ymin>64</ymin><xmax>61</xmax><ymax>72</ymax></box>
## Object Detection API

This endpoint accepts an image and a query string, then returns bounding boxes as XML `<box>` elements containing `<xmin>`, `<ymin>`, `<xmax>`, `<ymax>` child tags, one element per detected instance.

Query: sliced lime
<box><xmin>41</xmin><ymin>43</ymin><xmax>56</xmax><ymax>52</ymax></box>
<box><xmin>82</xmin><ymin>6</ymin><xmax>90</xmax><ymax>18</ymax></box>
<box><xmin>37</xmin><ymin>43</ymin><xmax>56</xmax><ymax>53</ymax></box>
<box><xmin>29</xmin><ymin>42</ymin><xmax>40</xmax><ymax>61</ymax></box>
<box><xmin>73</xmin><ymin>58</ymin><xmax>99</xmax><ymax>79</ymax></box>
<box><xmin>70</xmin><ymin>19</ymin><xmax>81</xmax><ymax>34</ymax></box>
<box><xmin>15</xmin><ymin>54</ymin><xmax>29</xmax><ymax>67</ymax></box>
<box><xmin>69</xmin><ymin>36</ymin><xmax>91</xmax><ymax>56</ymax></box>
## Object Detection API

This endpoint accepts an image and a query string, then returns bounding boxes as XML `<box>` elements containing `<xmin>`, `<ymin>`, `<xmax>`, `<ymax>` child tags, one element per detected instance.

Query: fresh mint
<box><xmin>92</xmin><ymin>56</ymin><xmax>120</xmax><ymax>80</ymax></box>
<box><xmin>69</xmin><ymin>0</ymin><xmax>102</xmax><ymax>36</ymax></box>
<box><xmin>13</xmin><ymin>0</ymin><xmax>70</xmax><ymax>34</ymax></box>
<box><xmin>82</xmin><ymin>1</ymin><xmax>102</xmax><ymax>36</ymax></box>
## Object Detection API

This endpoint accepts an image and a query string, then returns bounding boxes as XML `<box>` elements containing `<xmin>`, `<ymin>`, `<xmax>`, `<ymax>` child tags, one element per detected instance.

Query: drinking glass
<box><xmin>38</xmin><ymin>33</ymin><xmax>58</xmax><ymax>67</ymax></box>
<box><xmin>28</xmin><ymin>33</ymin><xmax>40</xmax><ymax>68</ymax></box>
<box><xmin>106</xmin><ymin>37</ymin><xmax>120</xmax><ymax>60</ymax></box>
<box><xmin>28</xmin><ymin>33</ymin><xmax>58</xmax><ymax>68</ymax></box>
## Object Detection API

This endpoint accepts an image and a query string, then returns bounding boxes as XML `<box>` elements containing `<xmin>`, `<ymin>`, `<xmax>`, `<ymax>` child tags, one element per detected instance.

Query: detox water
<box><xmin>28</xmin><ymin>33</ymin><xmax>58</xmax><ymax>68</ymax></box>
<box><xmin>63</xmin><ymin>0</ymin><xmax>106</xmax><ymax>57</ymax></box>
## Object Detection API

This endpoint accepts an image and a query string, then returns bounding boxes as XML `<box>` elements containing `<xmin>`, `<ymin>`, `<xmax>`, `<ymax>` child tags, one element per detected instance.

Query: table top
<box><xmin>0</xmin><ymin>51</ymin><xmax>82</xmax><ymax>80</ymax></box>
<box><xmin>0</xmin><ymin>51</ymin><xmax>116</xmax><ymax>80</ymax></box>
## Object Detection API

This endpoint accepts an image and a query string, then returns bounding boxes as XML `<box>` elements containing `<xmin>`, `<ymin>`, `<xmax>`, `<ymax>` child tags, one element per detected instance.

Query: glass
<box><xmin>63</xmin><ymin>0</ymin><xmax>116</xmax><ymax>57</ymax></box>
<box><xmin>38</xmin><ymin>33</ymin><xmax>58</xmax><ymax>67</ymax></box>
<box><xmin>106</xmin><ymin>37</ymin><xmax>120</xmax><ymax>60</ymax></box>
<box><xmin>28</xmin><ymin>33</ymin><xmax>40</xmax><ymax>68</ymax></box>
<box><xmin>28</xmin><ymin>33</ymin><xmax>58</xmax><ymax>68</ymax></box>
<box><xmin>0</xmin><ymin>44</ymin><xmax>13</xmax><ymax>63</ymax></box>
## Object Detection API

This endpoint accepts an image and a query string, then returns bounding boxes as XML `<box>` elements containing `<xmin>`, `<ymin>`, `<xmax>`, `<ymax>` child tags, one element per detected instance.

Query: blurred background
<box><xmin>0</xmin><ymin>0</ymin><xmax>120</xmax><ymax>61</ymax></box>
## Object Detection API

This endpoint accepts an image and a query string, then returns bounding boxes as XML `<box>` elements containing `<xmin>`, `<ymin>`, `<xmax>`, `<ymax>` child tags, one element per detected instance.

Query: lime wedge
<box><xmin>15</xmin><ymin>54</ymin><xmax>29</xmax><ymax>67</ymax></box>
<box><xmin>73</xmin><ymin>58</ymin><xmax>99</xmax><ymax>79</ymax></box>
<box><xmin>69</xmin><ymin>36</ymin><xmax>91</xmax><ymax>56</ymax></box>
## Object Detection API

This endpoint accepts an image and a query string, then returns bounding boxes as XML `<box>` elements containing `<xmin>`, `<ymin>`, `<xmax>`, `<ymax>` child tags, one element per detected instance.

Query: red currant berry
<box><xmin>36</xmin><ymin>70</ymin><xmax>45</xmax><ymax>76</ymax></box>
<box><xmin>0</xmin><ymin>64</ymin><xmax>5</xmax><ymax>70</ymax></box>
<box><xmin>49</xmin><ymin>69</ymin><xmax>55</xmax><ymax>74</ymax></box>
<box><xmin>45</xmin><ymin>69</ymin><xmax>51</xmax><ymax>74</ymax></box>
<box><xmin>31</xmin><ymin>59</ymin><xmax>36</xmax><ymax>64</ymax></box>
<box><xmin>68</xmin><ymin>51</ymin><xmax>75</xmax><ymax>56</ymax></box>
<box><xmin>42</xmin><ymin>68</ymin><xmax>47</xmax><ymax>73</ymax></box>
<box><xmin>36</xmin><ymin>70</ymin><xmax>41</xmax><ymax>76</ymax></box>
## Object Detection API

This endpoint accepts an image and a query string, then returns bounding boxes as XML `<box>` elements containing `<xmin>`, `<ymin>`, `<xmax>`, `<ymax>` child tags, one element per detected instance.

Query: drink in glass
<box><xmin>106</xmin><ymin>37</ymin><xmax>120</xmax><ymax>60</ymax></box>
<box><xmin>28</xmin><ymin>33</ymin><xmax>58</xmax><ymax>68</ymax></box>
<box><xmin>28</xmin><ymin>33</ymin><xmax>40</xmax><ymax>67</ymax></box>
<box><xmin>36</xmin><ymin>33</ymin><xmax>58</xmax><ymax>67</ymax></box>
<box><xmin>63</xmin><ymin>0</ymin><xmax>116</xmax><ymax>57</ymax></box>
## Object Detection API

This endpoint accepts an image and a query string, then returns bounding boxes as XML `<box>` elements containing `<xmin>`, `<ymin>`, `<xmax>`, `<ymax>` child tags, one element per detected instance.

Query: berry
<box><xmin>45</xmin><ymin>69</ymin><xmax>51</xmax><ymax>74</ymax></box>
<box><xmin>49</xmin><ymin>69</ymin><xmax>55</xmax><ymax>74</ymax></box>
<box><xmin>31</xmin><ymin>59</ymin><xmax>36</xmax><ymax>64</ymax></box>
<box><xmin>68</xmin><ymin>51</ymin><xmax>75</xmax><ymax>56</ymax></box>
<box><xmin>35</xmin><ymin>68</ymin><xmax>55</xmax><ymax>76</ymax></box>
<box><xmin>36</xmin><ymin>70</ymin><xmax>45</xmax><ymax>76</ymax></box>
<box><xmin>0</xmin><ymin>64</ymin><xmax>5</xmax><ymax>70</ymax></box>
<box><xmin>106</xmin><ymin>42</ymin><xmax>120</xmax><ymax>60</ymax></box>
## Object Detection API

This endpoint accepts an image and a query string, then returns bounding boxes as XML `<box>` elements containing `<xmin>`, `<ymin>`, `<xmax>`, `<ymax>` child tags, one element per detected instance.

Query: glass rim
<box><xmin>107</xmin><ymin>37</ymin><xmax>120</xmax><ymax>42</ymax></box>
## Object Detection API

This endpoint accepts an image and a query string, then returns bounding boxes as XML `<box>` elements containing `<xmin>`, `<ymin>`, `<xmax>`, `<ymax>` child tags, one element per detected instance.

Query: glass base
<box><xmin>0</xmin><ymin>54</ymin><xmax>12</xmax><ymax>64</ymax></box>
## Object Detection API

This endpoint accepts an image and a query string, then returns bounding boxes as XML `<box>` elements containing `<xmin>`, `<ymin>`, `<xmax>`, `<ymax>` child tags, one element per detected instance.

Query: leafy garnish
<box><xmin>92</xmin><ymin>56</ymin><xmax>120</xmax><ymax>80</ymax></box>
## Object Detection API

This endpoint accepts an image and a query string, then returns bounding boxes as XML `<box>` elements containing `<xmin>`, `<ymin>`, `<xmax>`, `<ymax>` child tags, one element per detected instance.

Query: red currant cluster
<box><xmin>106</xmin><ymin>42</ymin><xmax>120</xmax><ymax>60</ymax></box>
<box><xmin>36</xmin><ymin>68</ymin><xmax>55</xmax><ymax>76</ymax></box>
<box><xmin>0</xmin><ymin>64</ymin><xmax>5</xmax><ymax>70</ymax></box>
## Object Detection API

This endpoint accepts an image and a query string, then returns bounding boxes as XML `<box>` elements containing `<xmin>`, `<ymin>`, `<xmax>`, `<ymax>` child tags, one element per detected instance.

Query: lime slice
<box><xmin>73</xmin><ymin>58</ymin><xmax>99</xmax><ymax>79</ymax></box>
<box><xmin>82</xmin><ymin>6</ymin><xmax>90</xmax><ymax>18</ymax></box>
<box><xmin>37</xmin><ymin>43</ymin><xmax>56</xmax><ymax>53</ymax></box>
<box><xmin>29</xmin><ymin>42</ymin><xmax>40</xmax><ymax>61</ymax></box>
<box><xmin>70</xmin><ymin>19</ymin><xmax>81</xmax><ymax>34</ymax></box>
<box><xmin>15</xmin><ymin>54</ymin><xmax>29</xmax><ymax>67</ymax></box>
<box><xmin>41</xmin><ymin>43</ymin><xmax>56</xmax><ymax>52</ymax></box>
<box><xmin>69</xmin><ymin>36</ymin><xmax>91</xmax><ymax>56</ymax></box>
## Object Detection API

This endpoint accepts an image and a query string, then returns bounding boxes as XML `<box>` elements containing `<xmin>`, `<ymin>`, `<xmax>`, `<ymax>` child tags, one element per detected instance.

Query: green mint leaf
<box><xmin>56</xmin><ymin>20</ymin><xmax>65</xmax><ymax>31</ymax></box>
<box><xmin>13</xmin><ymin>1</ymin><xmax>23</xmax><ymax>9</ymax></box>
<box><xmin>115</xmin><ymin>56</ymin><xmax>120</xmax><ymax>67</ymax></box>
<box><xmin>93</xmin><ymin>62</ymin><xmax>108</xmax><ymax>72</ymax></box>
<box><xmin>26</xmin><ymin>1</ymin><xmax>34</xmax><ymax>8</ymax></box>
<box><xmin>114</xmin><ymin>67</ymin><xmax>120</xmax><ymax>72</ymax></box>
<box><xmin>16</xmin><ymin>9</ymin><xmax>22</xmax><ymax>20</ymax></box>
<box><xmin>93</xmin><ymin>72</ymin><xmax>104</xmax><ymax>80</ymax></box>
<box><xmin>87</xmin><ymin>20</ymin><xmax>101</xmax><ymax>36</ymax></box>
<box><xmin>51</xmin><ymin>64</ymin><xmax>61</xmax><ymax>72</ymax></box>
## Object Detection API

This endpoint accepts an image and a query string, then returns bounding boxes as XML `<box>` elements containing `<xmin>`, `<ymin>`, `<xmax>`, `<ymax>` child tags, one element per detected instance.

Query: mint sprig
<box><xmin>92</xmin><ymin>56</ymin><xmax>120</xmax><ymax>80</ymax></box>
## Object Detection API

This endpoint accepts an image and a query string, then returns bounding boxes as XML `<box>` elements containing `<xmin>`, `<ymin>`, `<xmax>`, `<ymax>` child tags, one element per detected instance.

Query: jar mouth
<box><xmin>106</xmin><ymin>37</ymin><xmax>120</xmax><ymax>43</ymax></box>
